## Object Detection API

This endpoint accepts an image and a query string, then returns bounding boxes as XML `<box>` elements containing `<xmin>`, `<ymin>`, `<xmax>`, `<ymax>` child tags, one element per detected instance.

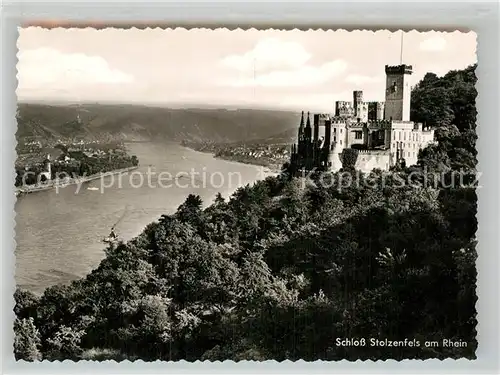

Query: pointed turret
<box><xmin>313</xmin><ymin>115</ymin><xmax>319</xmax><ymax>143</ymax></box>
<box><xmin>298</xmin><ymin>111</ymin><xmax>305</xmax><ymax>138</ymax></box>
<box><xmin>305</xmin><ymin>112</ymin><xmax>312</xmax><ymax>141</ymax></box>
<box><xmin>302</xmin><ymin>112</ymin><xmax>312</xmax><ymax>164</ymax></box>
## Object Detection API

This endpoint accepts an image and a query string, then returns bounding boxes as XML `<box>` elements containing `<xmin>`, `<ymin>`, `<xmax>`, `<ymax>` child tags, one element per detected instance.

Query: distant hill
<box><xmin>246</xmin><ymin>127</ymin><xmax>298</xmax><ymax>144</ymax></box>
<box><xmin>16</xmin><ymin>102</ymin><xmax>301</xmax><ymax>144</ymax></box>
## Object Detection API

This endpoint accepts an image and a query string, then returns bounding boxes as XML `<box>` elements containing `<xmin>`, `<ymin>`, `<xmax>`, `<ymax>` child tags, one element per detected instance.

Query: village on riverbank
<box><xmin>15</xmin><ymin>138</ymin><xmax>140</xmax><ymax>195</ymax></box>
<box><xmin>181</xmin><ymin>140</ymin><xmax>290</xmax><ymax>173</ymax></box>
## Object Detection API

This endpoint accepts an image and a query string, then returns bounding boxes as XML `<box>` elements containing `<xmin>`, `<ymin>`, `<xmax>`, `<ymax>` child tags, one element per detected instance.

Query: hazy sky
<box><xmin>17</xmin><ymin>27</ymin><xmax>476</xmax><ymax>112</ymax></box>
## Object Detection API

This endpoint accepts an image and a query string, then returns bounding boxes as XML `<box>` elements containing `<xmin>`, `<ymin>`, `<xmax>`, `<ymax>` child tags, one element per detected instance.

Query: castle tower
<box><xmin>47</xmin><ymin>154</ymin><xmax>51</xmax><ymax>176</ymax></box>
<box><xmin>313</xmin><ymin>114</ymin><xmax>319</xmax><ymax>144</ymax></box>
<box><xmin>42</xmin><ymin>154</ymin><xmax>52</xmax><ymax>181</ymax></box>
<box><xmin>353</xmin><ymin>90</ymin><xmax>363</xmax><ymax>106</ymax></box>
<box><xmin>353</xmin><ymin>90</ymin><xmax>363</xmax><ymax>119</ymax></box>
<box><xmin>324</xmin><ymin>119</ymin><xmax>331</xmax><ymax>151</ymax></box>
<box><xmin>384</xmin><ymin>64</ymin><xmax>413</xmax><ymax>121</ymax></box>
<box><xmin>376</xmin><ymin>102</ymin><xmax>385</xmax><ymax>120</ymax></box>
<box><xmin>328</xmin><ymin>142</ymin><xmax>343</xmax><ymax>172</ymax></box>
<box><xmin>322</xmin><ymin>119</ymin><xmax>332</xmax><ymax>170</ymax></box>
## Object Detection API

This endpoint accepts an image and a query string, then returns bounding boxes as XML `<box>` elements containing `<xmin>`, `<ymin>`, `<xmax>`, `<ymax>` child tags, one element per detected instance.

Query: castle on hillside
<box><xmin>289</xmin><ymin>64</ymin><xmax>435</xmax><ymax>173</ymax></box>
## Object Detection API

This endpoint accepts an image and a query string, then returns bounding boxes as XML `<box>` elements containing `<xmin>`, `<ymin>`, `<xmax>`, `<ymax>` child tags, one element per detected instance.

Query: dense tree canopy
<box><xmin>14</xmin><ymin>65</ymin><xmax>477</xmax><ymax>361</ymax></box>
<box><xmin>411</xmin><ymin>64</ymin><xmax>477</xmax><ymax>132</ymax></box>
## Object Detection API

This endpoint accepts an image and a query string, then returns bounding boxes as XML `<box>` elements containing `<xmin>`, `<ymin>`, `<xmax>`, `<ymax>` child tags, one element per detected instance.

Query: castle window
<box><xmin>391</xmin><ymin>81</ymin><xmax>398</xmax><ymax>93</ymax></box>
<box><xmin>355</xmin><ymin>131</ymin><xmax>362</xmax><ymax>140</ymax></box>
<box><xmin>333</xmin><ymin>128</ymin><xmax>337</xmax><ymax>133</ymax></box>
<box><xmin>399</xmin><ymin>132</ymin><xmax>401</xmax><ymax>140</ymax></box>
<box><xmin>340</xmin><ymin>140</ymin><xmax>342</xmax><ymax>145</ymax></box>
<box><xmin>340</xmin><ymin>129</ymin><xmax>343</xmax><ymax>133</ymax></box>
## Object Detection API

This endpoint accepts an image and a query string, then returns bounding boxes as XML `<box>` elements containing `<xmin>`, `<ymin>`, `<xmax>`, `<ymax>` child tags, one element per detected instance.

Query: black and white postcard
<box><xmin>13</xmin><ymin>26</ymin><xmax>478</xmax><ymax>362</ymax></box>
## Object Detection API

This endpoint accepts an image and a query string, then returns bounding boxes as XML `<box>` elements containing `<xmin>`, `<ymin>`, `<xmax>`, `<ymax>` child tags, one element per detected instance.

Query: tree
<box><xmin>411</xmin><ymin>64</ymin><xmax>477</xmax><ymax>132</ymax></box>
<box><xmin>14</xmin><ymin>288</ymin><xmax>40</xmax><ymax>320</ymax></box>
<box><xmin>45</xmin><ymin>325</ymin><xmax>85</xmax><ymax>360</ymax></box>
<box><xmin>14</xmin><ymin>318</ymin><xmax>42</xmax><ymax>361</ymax></box>
<box><xmin>176</xmin><ymin>194</ymin><xmax>204</xmax><ymax>233</ymax></box>
<box><xmin>411</xmin><ymin>85</ymin><xmax>454</xmax><ymax>128</ymax></box>
<box><xmin>214</xmin><ymin>192</ymin><xmax>225</xmax><ymax>206</ymax></box>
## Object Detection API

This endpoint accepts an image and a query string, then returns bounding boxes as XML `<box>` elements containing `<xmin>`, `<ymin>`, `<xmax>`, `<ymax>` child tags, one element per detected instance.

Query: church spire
<box><xmin>298</xmin><ymin>111</ymin><xmax>305</xmax><ymax>134</ymax></box>
<box><xmin>304</xmin><ymin>112</ymin><xmax>312</xmax><ymax>141</ymax></box>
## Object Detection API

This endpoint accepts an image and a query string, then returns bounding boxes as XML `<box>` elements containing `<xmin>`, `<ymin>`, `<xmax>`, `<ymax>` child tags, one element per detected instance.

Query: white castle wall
<box><xmin>329</xmin><ymin>149</ymin><xmax>391</xmax><ymax>173</ymax></box>
<box><xmin>329</xmin><ymin>149</ymin><xmax>343</xmax><ymax>172</ymax></box>
<box><xmin>352</xmin><ymin>151</ymin><xmax>391</xmax><ymax>173</ymax></box>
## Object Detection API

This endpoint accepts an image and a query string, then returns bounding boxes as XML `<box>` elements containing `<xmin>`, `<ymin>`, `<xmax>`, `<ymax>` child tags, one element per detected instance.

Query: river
<box><xmin>15</xmin><ymin>142</ymin><xmax>275</xmax><ymax>294</ymax></box>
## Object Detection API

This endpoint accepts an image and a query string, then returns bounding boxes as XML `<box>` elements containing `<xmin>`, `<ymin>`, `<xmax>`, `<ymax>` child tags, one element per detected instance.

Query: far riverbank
<box><xmin>181</xmin><ymin>143</ymin><xmax>284</xmax><ymax>174</ymax></box>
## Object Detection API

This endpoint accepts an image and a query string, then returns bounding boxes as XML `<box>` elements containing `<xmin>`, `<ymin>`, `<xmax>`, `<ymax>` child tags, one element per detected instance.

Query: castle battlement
<box><xmin>391</xmin><ymin>120</ymin><xmax>416</xmax><ymax>130</ymax></box>
<box><xmin>331</xmin><ymin>118</ymin><xmax>347</xmax><ymax>124</ymax></box>
<box><xmin>357</xmin><ymin>149</ymin><xmax>390</xmax><ymax>155</ymax></box>
<box><xmin>348</xmin><ymin>121</ymin><xmax>365</xmax><ymax>128</ymax></box>
<box><xmin>391</xmin><ymin>120</ymin><xmax>414</xmax><ymax>124</ymax></box>
<box><xmin>353</xmin><ymin>90</ymin><xmax>363</xmax><ymax>100</ymax></box>
<box><xmin>385</xmin><ymin>64</ymin><xmax>413</xmax><ymax>75</ymax></box>
<box><xmin>367</xmin><ymin>119</ymin><xmax>391</xmax><ymax>128</ymax></box>
<box><xmin>345</xmin><ymin>119</ymin><xmax>390</xmax><ymax>128</ymax></box>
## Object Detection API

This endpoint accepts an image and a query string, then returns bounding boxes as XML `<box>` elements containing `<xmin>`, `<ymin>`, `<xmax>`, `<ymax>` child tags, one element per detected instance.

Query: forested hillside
<box><xmin>14</xmin><ymin>65</ymin><xmax>478</xmax><ymax>361</ymax></box>
<box><xmin>411</xmin><ymin>64</ymin><xmax>478</xmax><ymax>172</ymax></box>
